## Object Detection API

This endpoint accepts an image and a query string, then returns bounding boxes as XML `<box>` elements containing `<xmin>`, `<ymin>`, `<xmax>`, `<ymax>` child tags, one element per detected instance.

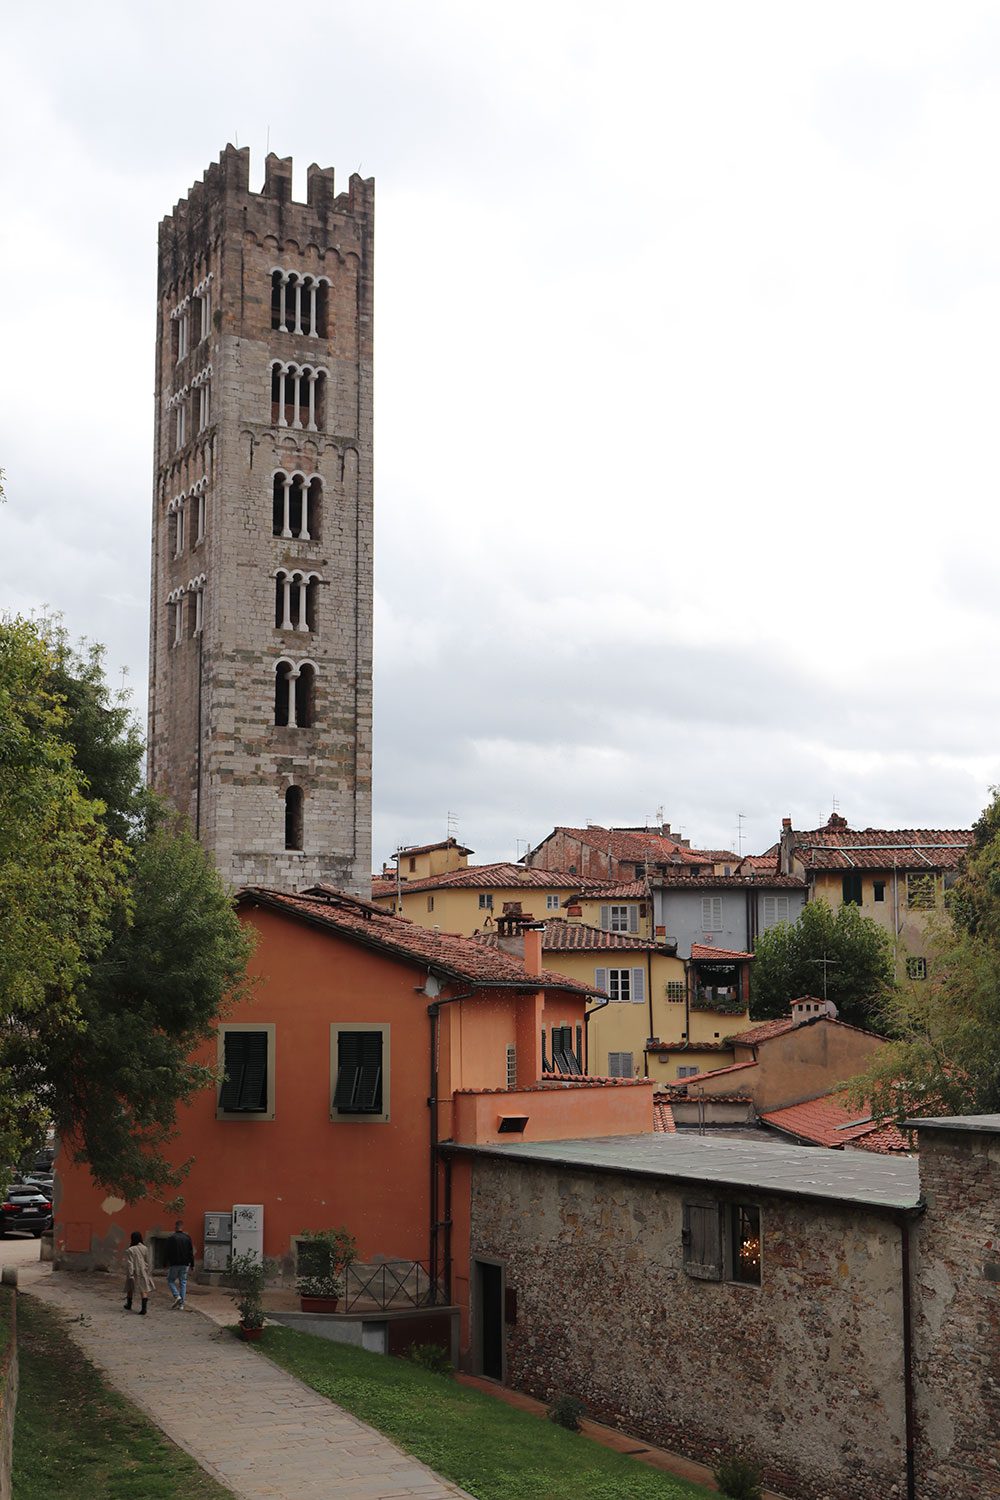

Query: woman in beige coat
<box><xmin>123</xmin><ymin>1230</ymin><xmax>155</xmax><ymax>1314</ymax></box>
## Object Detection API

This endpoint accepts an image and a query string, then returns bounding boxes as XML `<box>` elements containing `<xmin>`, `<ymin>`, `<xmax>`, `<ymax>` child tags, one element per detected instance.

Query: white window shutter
<box><xmin>776</xmin><ymin>896</ymin><xmax>789</xmax><ymax>923</ymax></box>
<box><xmin>763</xmin><ymin>896</ymin><xmax>775</xmax><ymax>929</ymax></box>
<box><xmin>595</xmin><ymin>967</ymin><xmax>609</xmax><ymax>995</ymax></box>
<box><xmin>631</xmin><ymin>967</ymin><xmax>645</xmax><ymax>1004</ymax></box>
<box><xmin>629</xmin><ymin>906</ymin><xmax>638</xmax><ymax>933</ymax></box>
<box><xmin>600</xmin><ymin>905</ymin><xmax>610</xmax><ymax>931</ymax></box>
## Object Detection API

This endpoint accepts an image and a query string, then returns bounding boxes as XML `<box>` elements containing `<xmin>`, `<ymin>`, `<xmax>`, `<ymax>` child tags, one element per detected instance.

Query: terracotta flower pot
<box><xmin>300</xmin><ymin>1295</ymin><xmax>340</xmax><ymax>1313</ymax></box>
<box><xmin>239</xmin><ymin>1324</ymin><xmax>264</xmax><ymax>1341</ymax></box>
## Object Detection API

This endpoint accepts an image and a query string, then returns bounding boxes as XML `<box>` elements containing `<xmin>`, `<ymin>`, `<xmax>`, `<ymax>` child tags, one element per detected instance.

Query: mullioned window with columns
<box><xmin>274</xmin><ymin>660</ymin><xmax>317</xmax><ymax>729</ymax></box>
<box><xmin>272</xmin><ymin>471</ymin><xmax>322</xmax><ymax>541</ymax></box>
<box><xmin>274</xmin><ymin>569</ymin><xmax>320</xmax><ymax>633</ymax></box>
<box><xmin>270</xmin><ymin>362</ymin><xmax>326</xmax><ymax>431</ymax></box>
<box><xmin>271</xmin><ymin>270</ymin><xmax>329</xmax><ymax>338</ymax></box>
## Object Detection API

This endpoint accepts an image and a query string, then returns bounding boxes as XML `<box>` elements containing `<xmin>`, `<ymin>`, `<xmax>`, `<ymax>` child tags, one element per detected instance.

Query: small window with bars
<box><xmin>218</xmin><ymin>1028</ymin><xmax>271</xmax><ymax>1116</ymax></box>
<box><xmin>666</xmin><ymin>980</ymin><xmax>686</xmax><ymax>1002</ymax></box>
<box><xmin>906</xmin><ymin>873</ymin><xmax>936</xmax><ymax>910</ymax></box>
<box><xmin>505</xmin><ymin>1044</ymin><xmax>518</xmax><ymax>1088</ymax></box>
<box><xmin>331</xmin><ymin>1028</ymin><xmax>387</xmax><ymax>1119</ymax></box>
<box><xmin>906</xmin><ymin>956</ymin><xmax>927</xmax><ymax>980</ymax></box>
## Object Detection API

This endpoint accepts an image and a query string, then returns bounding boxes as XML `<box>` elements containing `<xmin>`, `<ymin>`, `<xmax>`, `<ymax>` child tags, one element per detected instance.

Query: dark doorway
<box><xmin>476</xmin><ymin>1260</ymin><xmax>503</xmax><ymax>1380</ymax></box>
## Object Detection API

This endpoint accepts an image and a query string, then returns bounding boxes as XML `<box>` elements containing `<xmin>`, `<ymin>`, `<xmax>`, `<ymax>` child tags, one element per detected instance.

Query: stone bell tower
<box><xmin>148</xmin><ymin>146</ymin><xmax>373</xmax><ymax>894</ymax></box>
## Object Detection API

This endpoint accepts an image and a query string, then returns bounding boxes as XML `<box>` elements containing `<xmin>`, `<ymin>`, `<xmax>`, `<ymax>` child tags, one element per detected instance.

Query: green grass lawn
<box><xmin>254</xmin><ymin>1324</ymin><xmax>715</xmax><ymax>1500</ymax></box>
<box><xmin>12</xmin><ymin>1296</ymin><xmax>231</xmax><ymax>1500</ymax></box>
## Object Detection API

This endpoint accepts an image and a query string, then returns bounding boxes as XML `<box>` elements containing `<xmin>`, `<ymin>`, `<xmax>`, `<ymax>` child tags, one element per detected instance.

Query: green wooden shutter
<box><xmin>333</xmin><ymin>1030</ymin><xmax>383</xmax><ymax>1113</ymax></box>
<box><xmin>219</xmin><ymin>1031</ymin><xmax>268</xmax><ymax>1112</ymax></box>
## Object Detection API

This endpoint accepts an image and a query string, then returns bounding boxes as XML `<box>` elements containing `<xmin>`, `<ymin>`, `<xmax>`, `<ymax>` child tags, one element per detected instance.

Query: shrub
<box><xmin>713</xmin><ymin>1455</ymin><xmax>763</xmax><ymax>1500</ymax></box>
<box><xmin>406</xmin><ymin>1342</ymin><xmax>453</xmax><ymax>1376</ymax></box>
<box><xmin>547</xmin><ymin>1393</ymin><xmax>585</xmax><ymax>1431</ymax></box>
<box><xmin>296</xmin><ymin>1226</ymin><xmax>358</xmax><ymax>1299</ymax></box>
<box><xmin>225</xmin><ymin>1251</ymin><xmax>278</xmax><ymax>1330</ymax></box>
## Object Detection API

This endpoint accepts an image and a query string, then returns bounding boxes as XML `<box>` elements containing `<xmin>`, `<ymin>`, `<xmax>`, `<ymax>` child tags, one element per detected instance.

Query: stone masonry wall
<box><xmin>469</xmin><ymin>1157</ymin><xmax>908</xmax><ymax>1500</ymax></box>
<box><xmin>149</xmin><ymin>146</ymin><xmax>372</xmax><ymax>895</ymax></box>
<box><xmin>911</xmin><ymin>1127</ymin><xmax>1000</xmax><ymax>1500</ymax></box>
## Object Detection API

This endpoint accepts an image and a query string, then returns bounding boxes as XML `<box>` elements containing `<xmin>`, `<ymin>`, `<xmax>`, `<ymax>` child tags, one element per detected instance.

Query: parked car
<box><xmin>1</xmin><ymin>1185</ymin><xmax>53</xmax><ymax>1237</ymax></box>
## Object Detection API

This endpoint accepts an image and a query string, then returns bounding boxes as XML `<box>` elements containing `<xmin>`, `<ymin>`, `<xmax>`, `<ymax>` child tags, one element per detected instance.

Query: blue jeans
<box><xmin>167</xmin><ymin>1265</ymin><xmax>188</xmax><ymax>1304</ymax></box>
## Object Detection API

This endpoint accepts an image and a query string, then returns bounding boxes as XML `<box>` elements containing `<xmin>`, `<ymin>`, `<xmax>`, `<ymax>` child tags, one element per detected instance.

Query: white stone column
<box><xmin>276</xmin><ymin>368</ymin><xmax>287</xmax><ymax>427</ymax></box>
<box><xmin>278</xmin><ymin>274</ymin><xmax>289</xmax><ymax>332</ymax></box>
<box><xmin>197</xmin><ymin>491</ymin><xmax>205</xmax><ymax>542</ymax></box>
<box><xmin>280</xmin><ymin>576</ymin><xmax>293</xmax><ymax>632</ymax></box>
<box><xmin>293</xmin><ymin>278</ymin><xmax>303</xmax><ymax>336</ymax></box>
<box><xmin>295</xmin><ymin>577</ymin><xmax>310</xmax><ymax>632</ymax></box>
<box><xmin>176</xmin><ymin>503</ymin><xmax>184</xmax><ymax>556</ymax></box>
<box><xmin>281</xmin><ymin>476</ymin><xmax>293</xmax><ymax>539</ymax></box>
<box><xmin>286</xmin><ymin>666</ymin><xmax>299</xmax><ymax>728</ymax></box>
<box><xmin>299</xmin><ymin>481</ymin><xmax>311</xmax><ymax>541</ymax></box>
<box><xmin>307</xmin><ymin>371</ymin><xmax>317</xmax><ymax>431</ymax></box>
<box><xmin>195</xmin><ymin>587</ymin><xmax>204</xmax><ymax>634</ymax></box>
<box><xmin>308</xmin><ymin>281</ymin><xmax>318</xmax><ymax>337</ymax></box>
<box><xmin>291</xmin><ymin>369</ymin><xmax>303</xmax><ymax>429</ymax></box>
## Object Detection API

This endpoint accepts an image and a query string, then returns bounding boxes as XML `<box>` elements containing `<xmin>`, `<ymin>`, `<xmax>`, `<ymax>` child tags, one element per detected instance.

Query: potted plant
<box><xmin>296</xmin><ymin>1227</ymin><xmax>357</xmax><ymax>1313</ymax></box>
<box><xmin>226</xmin><ymin>1251</ymin><xmax>275</xmax><ymax>1340</ymax></box>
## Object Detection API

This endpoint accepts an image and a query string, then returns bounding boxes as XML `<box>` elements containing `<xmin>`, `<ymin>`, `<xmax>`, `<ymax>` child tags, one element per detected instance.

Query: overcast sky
<box><xmin>2</xmin><ymin>2</ymin><xmax>999</xmax><ymax>869</ymax></box>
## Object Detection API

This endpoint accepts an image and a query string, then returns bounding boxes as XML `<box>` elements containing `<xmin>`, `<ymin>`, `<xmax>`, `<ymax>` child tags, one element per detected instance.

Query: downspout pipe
<box><xmin>583</xmin><ymin>993</ymin><xmax>610</xmax><ymax>1074</ymax></box>
<box><xmin>897</xmin><ymin>1207</ymin><xmax>922</xmax><ymax>1500</ymax></box>
<box><xmin>645</xmin><ymin>946</ymin><xmax>654</xmax><ymax>1077</ymax></box>
<box><xmin>427</xmin><ymin>987</ymin><xmax>473</xmax><ymax>1304</ymax></box>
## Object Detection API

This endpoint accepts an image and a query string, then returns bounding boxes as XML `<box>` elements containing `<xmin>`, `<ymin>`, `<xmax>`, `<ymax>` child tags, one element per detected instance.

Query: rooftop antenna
<box><xmin>809</xmin><ymin>956</ymin><xmax>838</xmax><ymax>1003</ymax></box>
<box><xmin>265</xmin><ymin>124</ymin><xmax>270</xmax><ymax>153</ymax></box>
<box><xmin>515</xmin><ymin>837</ymin><xmax>529</xmax><ymax>861</ymax></box>
<box><xmin>446</xmin><ymin>810</ymin><xmax>458</xmax><ymax>842</ymax></box>
<box><xmin>737</xmin><ymin>812</ymin><xmax>746</xmax><ymax>857</ymax></box>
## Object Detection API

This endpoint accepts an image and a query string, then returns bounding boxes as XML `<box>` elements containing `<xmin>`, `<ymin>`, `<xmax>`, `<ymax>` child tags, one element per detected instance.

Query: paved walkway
<box><xmin>23</xmin><ymin>1265</ymin><xmax>472</xmax><ymax>1500</ymax></box>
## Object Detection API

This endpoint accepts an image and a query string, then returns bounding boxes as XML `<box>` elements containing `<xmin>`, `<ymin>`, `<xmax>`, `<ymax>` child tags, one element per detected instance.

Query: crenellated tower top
<box><xmin>158</xmin><ymin>145</ymin><xmax>374</xmax><ymax>295</ymax></box>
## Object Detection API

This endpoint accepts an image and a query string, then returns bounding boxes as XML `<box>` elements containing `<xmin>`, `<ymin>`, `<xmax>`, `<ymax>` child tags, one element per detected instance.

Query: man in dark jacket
<box><xmin>165</xmin><ymin>1220</ymin><xmax>196</xmax><ymax>1309</ymax></box>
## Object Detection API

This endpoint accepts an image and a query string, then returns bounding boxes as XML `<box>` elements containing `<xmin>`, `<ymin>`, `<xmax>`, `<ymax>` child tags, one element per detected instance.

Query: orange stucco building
<box><xmin>54</xmin><ymin>888</ymin><xmax>652</xmax><ymax>1355</ymax></box>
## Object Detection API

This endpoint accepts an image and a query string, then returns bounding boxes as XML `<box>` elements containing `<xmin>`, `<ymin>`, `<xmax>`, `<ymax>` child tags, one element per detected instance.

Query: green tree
<box><xmin>852</xmin><ymin>789</ymin><xmax>1000</xmax><ymax>1119</ymax></box>
<box><xmin>749</xmin><ymin>899</ymin><xmax>895</xmax><ymax>1029</ymax></box>
<box><xmin>0</xmin><ymin>614</ymin><xmax>255</xmax><ymax>1196</ymax></box>
<box><xmin>0</xmin><ymin>619</ymin><xmax>127</xmax><ymax>1167</ymax></box>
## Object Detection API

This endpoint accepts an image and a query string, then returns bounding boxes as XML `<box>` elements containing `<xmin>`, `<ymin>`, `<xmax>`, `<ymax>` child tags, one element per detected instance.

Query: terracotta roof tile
<box><xmin>690</xmin><ymin>943</ymin><xmax>754</xmax><ymax>961</ymax></box>
<box><xmin>574</xmin><ymin>881</ymin><xmax>649</xmax><ymax>900</ymax></box>
<box><xmin>729</xmin><ymin>1017</ymin><xmax>799</xmax><ymax>1046</ymax></box>
<box><xmin>791</xmin><ymin>825</ymin><xmax>970</xmax><ymax>873</ymax></box>
<box><xmin>238</xmin><ymin>887</ymin><xmax>596</xmax><ymax>995</ymax></box>
<box><xmin>653</xmin><ymin>1098</ymin><xmax>677</xmax><ymax>1133</ymax></box>
<box><xmin>761</xmin><ymin>1094</ymin><xmax>912</xmax><ymax>1154</ymax></box>
<box><xmin>371</xmin><ymin>863</ymin><xmax>600</xmax><ymax>897</ymax></box>
<box><xmin>530</xmin><ymin>826</ymin><xmax>705</xmax><ymax>868</ymax></box>
<box><xmin>671</xmin><ymin>1060</ymin><xmax>760</xmax><ymax>1084</ymax></box>
<box><xmin>653</xmin><ymin>873</ymin><xmax>806</xmax><ymax>889</ymax></box>
<box><xmin>541</xmin><ymin>920</ymin><xmax>655</xmax><ymax>953</ymax></box>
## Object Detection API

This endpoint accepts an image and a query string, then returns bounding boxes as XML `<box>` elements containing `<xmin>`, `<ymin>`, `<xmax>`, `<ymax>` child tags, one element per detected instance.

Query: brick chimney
<box><xmin>565</xmin><ymin>902</ymin><xmax>583</xmax><ymax>924</ymax></box>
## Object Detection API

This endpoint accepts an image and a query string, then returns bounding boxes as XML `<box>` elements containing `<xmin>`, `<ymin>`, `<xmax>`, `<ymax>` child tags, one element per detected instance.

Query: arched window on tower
<box><xmin>270</xmin><ymin>363</ymin><xmax>326</xmax><ymax>431</ymax></box>
<box><xmin>274</xmin><ymin>570</ymin><xmax>320</xmax><ymax>633</ymax></box>
<box><xmin>271</xmin><ymin>271</ymin><xmax>329</xmax><ymax>337</ymax></box>
<box><xmin>284</xmin><ymin>786</ymin><xmax>304</xmax><ymax>851</ymax></box>
<box><xmin>295</xmin><ymin>663</ymin><xmax>316</xmax><ymax>728</ymax></box>
<box><xmin>272</xmin><ymin>473</ymin><xmax>322</xmax><ymax>541</ymax></box>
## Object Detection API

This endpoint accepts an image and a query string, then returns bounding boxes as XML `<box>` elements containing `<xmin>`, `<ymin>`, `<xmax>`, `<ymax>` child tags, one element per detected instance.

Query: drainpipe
<box><xmin>583</xmin><ymin>992</ymin><xmax>610</xmax><ymax>1074</ymax></box>
<box><xmin>645</xmin><ymin>947</ymin><xmax>654</xmax><ymax>1077</ymax></box>
<box><xmin>427</xmin><ymin>988</ymin><xmax>472</xmax><ymax>1304</ymax></box>
<box><xmin>897</xmin><ymin>1209</ymin><xmax>920</xmax><ymax>1500</ymax></box>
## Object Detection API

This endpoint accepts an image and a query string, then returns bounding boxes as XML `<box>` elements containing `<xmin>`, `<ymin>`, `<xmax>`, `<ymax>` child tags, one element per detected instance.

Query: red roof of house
<box><xmin>370</xmin><ymin>862</ymin><xmax>598</xmax><ymax>897</ymax></box>
<box><xmin>528</xmin><ymin>826</ymin><xmax>705</xmax><ymax>868</ymax></box>
<box><xmin>397</xmin><ymin>838</ymin><xmax>475</xmax><ymax>858</ymax></box>
<box><xmin>761</xmin><ymin>1094</ymin><xmax>911</xmax><ymax>1153</ymax></box>
<box><xmin>738</xmin><ymin>853</ymin><xmax>780</xmax><ymax>874</ymax></box>
<box><xmin>646</xmin><ymin>1040</ymin><xmax>733</xmax><ymax>1054</ymax></box>
<box><xmin>671</xmin><ymin>1060</ymin><xmax>760</xmax><ymax>1084</ymax></box>
<box><xmin>653</xmin><ymin>873</ymin><xmax>806</xmax><ymax>889</ymax></box>
<box><xmin>238</xmin><ymin>888</ymin><xmax>597</xmax><ymax>995</ymax></box>
<box><xmin>475</xmin><ymin>920</ymin><xmax>655</xmax><ymax>953</ymax></box>
<box><xmin>690</xmin><ymin>944</ymin><xmax>754</xmax><ymax>962</ymax></box>
<box><xmin>851</xmin><ymin>1121</ymin><xmax>911</xmax><ymax>1155</ymax></box>
<box><xmin>789</xmin><ymin>818</ymin><xmax>970</xmax><ymax>873</ymax></box>
<box><xmin>574</xmin><ymin>880</ymin><xmax>649</xmax><ymax>900</ymax></box>
<box><xmin>729</xmin><ymin>1011</ymin><xmax>888</xmax><ymax>1048</ymax></box>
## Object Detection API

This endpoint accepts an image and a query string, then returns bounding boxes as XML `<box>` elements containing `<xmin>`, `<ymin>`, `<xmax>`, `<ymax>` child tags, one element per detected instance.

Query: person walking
<box><xmin>165</xmin><ymin>1219</ymin><xmax>196</xmax><ymax>1309</ymax></box>
<box><xmin>123</xmin><ymin>1230</ymin><xmax>155</xmax><ymax>1314</ymax></box>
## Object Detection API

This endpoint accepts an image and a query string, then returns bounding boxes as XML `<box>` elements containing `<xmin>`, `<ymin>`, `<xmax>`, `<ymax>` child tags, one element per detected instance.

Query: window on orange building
<box><xmin>218</xmin><ymin>1030</ymin><xmax>269</xmax><ymax>1113</ymax></box>
<box><xmin>333</xmin><ymin>1030</ymin><xmax>383</xmax><ymax>1114</ymax></box>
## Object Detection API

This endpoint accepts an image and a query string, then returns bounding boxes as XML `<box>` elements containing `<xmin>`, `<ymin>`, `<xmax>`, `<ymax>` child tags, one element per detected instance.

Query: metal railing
<box><xmin>343</xmin><ymin>1259</ymin><xmax>443</xmax><ymax>1312</ymax></box>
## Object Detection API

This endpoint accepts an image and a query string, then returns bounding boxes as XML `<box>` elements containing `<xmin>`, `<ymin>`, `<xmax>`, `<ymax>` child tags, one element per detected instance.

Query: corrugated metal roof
<box><xmin>446</xmin><ymin>1131</ymin><xmax>921</xmax><ymax>1210</ymax></box>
